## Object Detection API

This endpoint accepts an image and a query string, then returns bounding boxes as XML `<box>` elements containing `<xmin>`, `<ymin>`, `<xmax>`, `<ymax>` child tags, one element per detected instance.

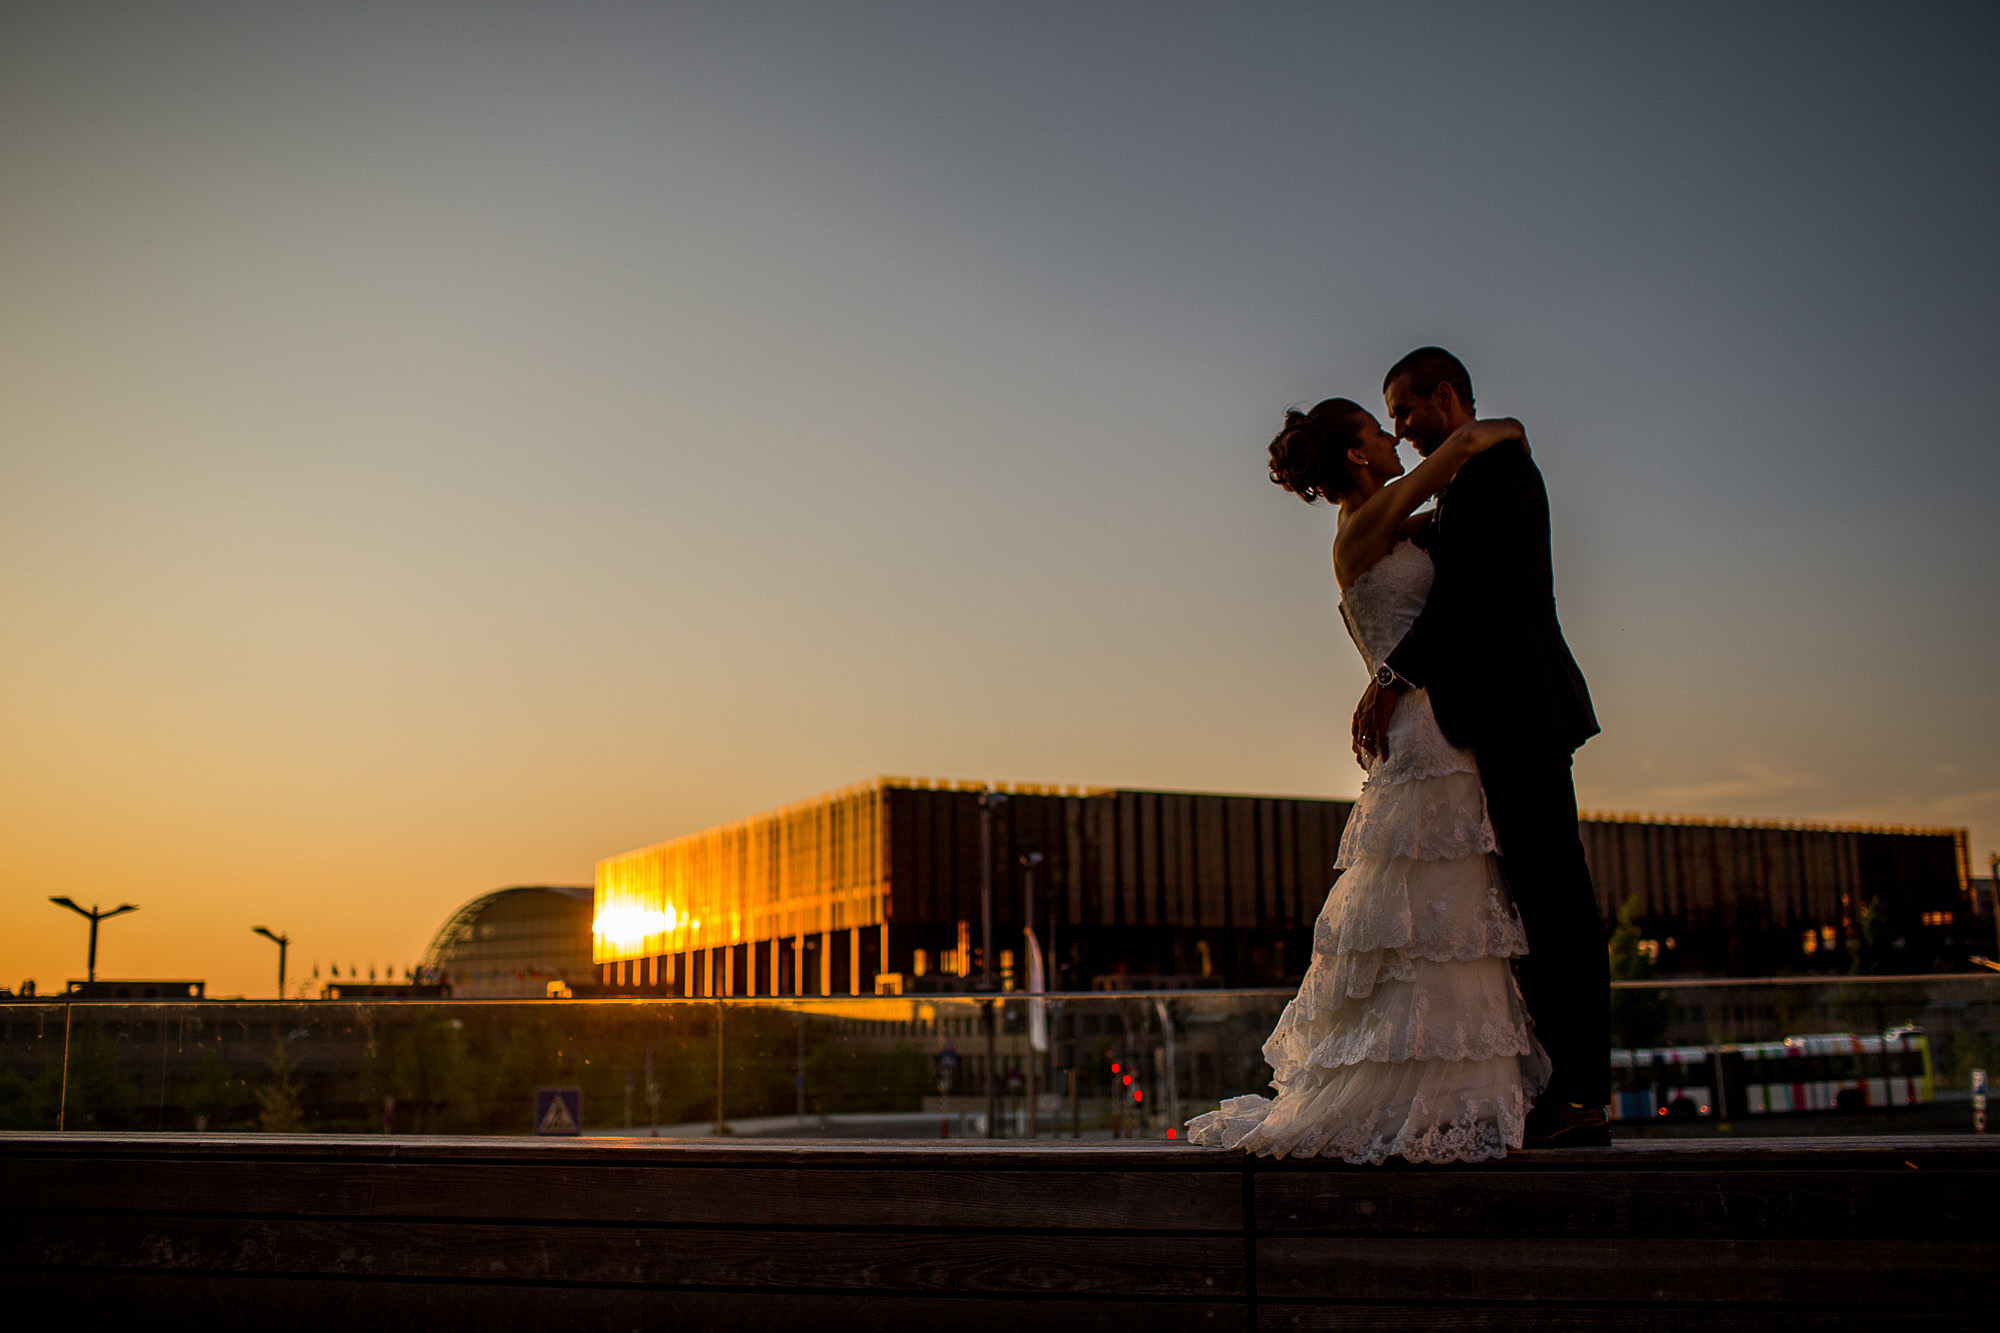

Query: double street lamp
<box><xmin>47</xmin><ymin>898</ymin><xmax>138</xmax><ymax>983</ymax></box>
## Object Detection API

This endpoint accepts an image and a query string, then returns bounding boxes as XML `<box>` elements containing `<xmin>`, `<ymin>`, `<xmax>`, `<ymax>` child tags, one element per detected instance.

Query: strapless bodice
<box><xmin>1339</xmin><ymin>540</ymin><xmax>1434</xmax><ymax>671</ymax></box>
<box><xmin>1335</xmin><ymin>539</ymin><xmax>1484</xmax><ymax>794</ymax></box>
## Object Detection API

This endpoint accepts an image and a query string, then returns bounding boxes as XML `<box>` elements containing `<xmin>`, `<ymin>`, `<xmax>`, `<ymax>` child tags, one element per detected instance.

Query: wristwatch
<box><xmin>1375</xmin><ymin>662</ymin><xmax>1413</xmax><ymax>694</ymax></box>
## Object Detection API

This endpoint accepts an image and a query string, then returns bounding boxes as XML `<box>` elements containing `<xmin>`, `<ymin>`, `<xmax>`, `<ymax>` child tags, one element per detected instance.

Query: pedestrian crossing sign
<box><xmin>535</xmin><ymin>1086</ymin><xmax>582</xmax><ymax>1136</ymax></box>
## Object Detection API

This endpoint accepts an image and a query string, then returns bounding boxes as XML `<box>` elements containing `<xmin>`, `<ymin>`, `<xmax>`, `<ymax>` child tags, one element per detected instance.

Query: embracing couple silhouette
<box><xmin>1188</xmin><ymin>346</ymin><xmax>1609</xmax><ymax>1161</ymax></box>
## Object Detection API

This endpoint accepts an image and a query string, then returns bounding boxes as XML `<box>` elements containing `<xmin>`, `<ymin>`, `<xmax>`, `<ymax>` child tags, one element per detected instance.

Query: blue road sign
<box><xmin>535</xmin><ymin>1086</ymin><xmax>582</xmax><ymax>1136</ymax></box>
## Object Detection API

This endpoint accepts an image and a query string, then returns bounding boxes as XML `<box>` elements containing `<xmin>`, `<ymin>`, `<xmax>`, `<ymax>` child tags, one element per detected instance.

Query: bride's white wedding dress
<box><xmin>1186</xmin><ymin>540</ymin><xmax>1548</xmax><ymax>1163</ymax></box>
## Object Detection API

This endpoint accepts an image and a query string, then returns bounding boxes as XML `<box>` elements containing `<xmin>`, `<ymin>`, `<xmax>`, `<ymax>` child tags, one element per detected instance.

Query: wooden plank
<box><xmin>1226</xmin><ymin>798</ymin><xmax>1259</xmax><ymax>929</ymax></box>
<box><xmin>9</xmin><ymin>1272</ymin><xmax>1246</xmax><ymax>1333</ymax></box>
<box><xmin>1137</xmin><ymin>793</ymin><xmax>1160</xmax><ymax>927</ymax></box>
<box><xmin>8</xmin><ymin>1130</ymin><xmax>1991</xmax><ymax>1166</ymax></box>
<box><xmin>1091</xmin><ymin>797</ymin><xmax>1118</xmax><ymax>927</ymax></box>
<box><xmin>1254</xmin><ymin>1168</ymin><xmax>2000</xmax><ymax>1239</ymax></box>
<box><xmin>1257</xmin><ymin>1236</ymin><xmax>1998</xmax><ymax>1306</ymax></box>
<box><xmin>952</xmin><ymin>790</ymin><xmax>982</xmax><ymax>929</ymax></box>
<box><xmin>1295</xmin><ymin>801</ymin><xmax>1327</xmax><ymax>907</ymax></box>
<box><xmin>1259</xmin><ymin>1306</ymin><xmax>1974</xmax><ymax>1332</ymax></box>
<box><xmin>1256</xmin><ymin>800</ymin><xmax>1279</xmax><ymax>927</ymax></box>
<box><xmin>1120</xmin><ymin>792</ymin><xmax>1142</xmax><ymax>927</ymax></box>
<box><xmin>1064</xmin><ymin>800</ymin><xmax>1084</xmax><ymax>930</ymax></box>
<box><xmin>1171</xmin><ymin>793</ymin><xmax>1199</xmax><ymax>927</ymax></box>
<box><xmin>896</xmin><ymin>788</ymin><xmax>930</xmax><ymax>926</ymax></box>
<box><xmin>5</xmin><ymin>1216</ymin><xmax>1243</xmax><ymax>1298</ymax></box>
<box><xmin>1276</xmin><ymin>800</ymin><xmax>1299</xmax><ymax>924</ymax></box>
<box><xmin>0</xmin><ymin>1159</ymin><xmax>1244</xmax><ymax>1232</ymax></box>
<box><xmin>1197</xmin><ymin>796</ymin><xmax>1229</xmax><ymax>929</ymax></box>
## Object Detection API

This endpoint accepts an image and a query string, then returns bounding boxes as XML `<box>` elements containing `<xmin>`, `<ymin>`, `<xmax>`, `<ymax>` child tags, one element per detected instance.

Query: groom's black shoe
<box><xmin>1522</xmin><ymin>1101</ymin><xmax>1611</xmax><ymax>1149</ymax></box>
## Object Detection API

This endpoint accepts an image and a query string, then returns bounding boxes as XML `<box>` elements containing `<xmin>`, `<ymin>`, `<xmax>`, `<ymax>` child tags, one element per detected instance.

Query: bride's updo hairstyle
<box><xmin>1268</xmin><ymin>397</ymin><xmax>1371</xmax><ymax>504</ymax></box>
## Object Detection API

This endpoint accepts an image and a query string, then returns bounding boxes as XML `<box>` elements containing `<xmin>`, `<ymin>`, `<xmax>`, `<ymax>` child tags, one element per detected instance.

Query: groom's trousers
<box><xmin>1475</xmin><ymin>745</ymin><xmax>1610</xmax><ymax>1108</ymax></box>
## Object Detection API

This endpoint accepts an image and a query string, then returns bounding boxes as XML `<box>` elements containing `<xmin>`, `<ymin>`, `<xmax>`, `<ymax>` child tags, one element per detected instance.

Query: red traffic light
<box><xmin>1122</xmin><ymin>1073</ymin><xmax>1132</xmax><ymax>1086</ymax></box>
<box><xmin>1133</xmin><ymin>1088</ymin><xmax>1143</xmax><ymax>1103</ymax></box>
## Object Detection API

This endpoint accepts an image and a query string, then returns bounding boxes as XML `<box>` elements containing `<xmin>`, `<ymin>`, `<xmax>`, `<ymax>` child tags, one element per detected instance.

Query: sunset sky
<box><xmin>4</xmin><ymin>3</ymin><xmax>1996</xmax><ymax>997</ymax></box>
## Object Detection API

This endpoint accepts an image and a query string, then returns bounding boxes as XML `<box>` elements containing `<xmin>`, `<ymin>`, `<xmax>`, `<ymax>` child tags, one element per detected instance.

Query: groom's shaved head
<box><xmin>1383</xmin><ymin>346</ymin><xmax>1474</xmax><ymax>412</ymax></box>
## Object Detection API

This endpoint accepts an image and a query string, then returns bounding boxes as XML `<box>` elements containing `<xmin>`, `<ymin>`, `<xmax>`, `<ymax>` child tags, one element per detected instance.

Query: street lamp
<box><xmin>977</xmin><ymin>789</ymin><xmax>1008</xmax><ymax>1139</ymax></box>
<box><xmin>1020</xmin><ymin>850</ymin><xmax>1046</xmax><ymax>1141</ymax></box>
<box><xmin>48</xmin><ymin>898</ymin><xmax>138</xmax><ymax>983</ymax></box>
<box><xmin>978</xmin><ymin>790</ymin><xmax>1007</xmax><ymax>987</ymax></box>
<box><xmin>253</xmin><ymin>926</ymin><xmax>290</xmax><ymax>998</ymax></box>
<box><xmin>1020</xmin><ymin>851</ymin><xmax>1046</xmax><ymax>987</ymax></box>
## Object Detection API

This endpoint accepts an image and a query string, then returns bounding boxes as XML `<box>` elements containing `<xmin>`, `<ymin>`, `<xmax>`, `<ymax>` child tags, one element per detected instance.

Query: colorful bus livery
<box><xmin>1735</xmin><ymin>1029</ymin><xmax>1933</xmax><ymax>1116</ymax></box>
<box><xmin>1607</xmin><ymin>1029</ymin><xmax>1935</xmax><ymax>1123</ymax></box>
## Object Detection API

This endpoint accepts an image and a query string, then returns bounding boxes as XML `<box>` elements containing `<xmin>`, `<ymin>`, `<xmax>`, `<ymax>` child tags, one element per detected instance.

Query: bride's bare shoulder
<box><xmin>1333</xmin><ymin>493</ymin><xmax>1403</xmax><ymax>589</ymax></box>
<box><xmin>1332</xmin><ymin>521</ymin><xmax>1380</xmax><ymax>591</ymax></box>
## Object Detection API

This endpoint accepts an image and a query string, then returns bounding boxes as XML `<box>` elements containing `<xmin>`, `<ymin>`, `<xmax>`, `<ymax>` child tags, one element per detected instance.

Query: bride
<box><xmin>1185</xmin><ymin>398</ymin><xmax>1548</xmax><ymax>1163</ymax></box>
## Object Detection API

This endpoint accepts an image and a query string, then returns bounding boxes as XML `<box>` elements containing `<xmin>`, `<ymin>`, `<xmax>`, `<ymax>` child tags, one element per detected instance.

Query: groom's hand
<box><xmin>1353</xmin><ymin>681</ymin><xmax>1397</xmax><ymax>761</ymax></box>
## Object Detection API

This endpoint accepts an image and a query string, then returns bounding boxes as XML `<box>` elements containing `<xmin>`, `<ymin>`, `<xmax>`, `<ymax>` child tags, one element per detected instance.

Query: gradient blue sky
<box><xmin>4</xmin><ymin>3</ymin><xmax>1996</xmax><ymax>996</ymax></box>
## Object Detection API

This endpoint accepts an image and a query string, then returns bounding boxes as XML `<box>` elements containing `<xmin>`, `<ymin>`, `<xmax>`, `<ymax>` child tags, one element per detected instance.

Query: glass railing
<box><xmin>2</xmin><ymin>975</ymin><xmax>1993</xmax><ymax>1139</ymax></box>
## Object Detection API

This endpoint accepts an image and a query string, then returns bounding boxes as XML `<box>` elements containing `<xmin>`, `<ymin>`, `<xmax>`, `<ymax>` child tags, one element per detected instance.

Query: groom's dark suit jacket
<box><xmin>1387</xmin><ymin>436</ymin><xmax>1608</xmax><ymax>1107</ymax></box>
<box><xmin>1385</xmin><ymin>439</ymin><xmax>1598</xmax><ymax>755</ymax></box>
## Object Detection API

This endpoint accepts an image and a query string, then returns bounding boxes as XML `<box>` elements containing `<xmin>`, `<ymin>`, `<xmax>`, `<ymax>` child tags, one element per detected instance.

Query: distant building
<box><xmin>61</xmin><ymin>980</ymin><xmax>206</xmax><ymax>1000</ymax></box>
<box><xmin>419</xmin><ymin>885</ymin><xmax>596</xmax><ymax>997</ymax></box>
<box><xmin>1583</xmin><ymin>813</ymin><xmax>1971</xmax><ymax>974</ymax></box>
<box><xmin>591</xmin><ymin>778</ymin><xmax>1974</xmax><ymax>992</ymax></box>
<box><xmin>317</xmin><ymin>981</ymin><xmax>451</xmax><ymax>1001</ymax></box>
<box><xmin>1969</xmin><ymin>875</ymin><xmax>2000</xmax><ymax>960</ymax></box>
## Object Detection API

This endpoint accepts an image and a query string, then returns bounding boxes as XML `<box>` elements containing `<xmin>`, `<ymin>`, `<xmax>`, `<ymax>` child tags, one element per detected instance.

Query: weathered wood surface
<box><xmin>3</xmin><ymin>1133</ymin><xmax>1994</xmax><ymax>1332</ymax></box>
<box><xmin>7</xmin><ymin>1216</ymin><xmax>1242</xmax><ymax>1296</ymax></box>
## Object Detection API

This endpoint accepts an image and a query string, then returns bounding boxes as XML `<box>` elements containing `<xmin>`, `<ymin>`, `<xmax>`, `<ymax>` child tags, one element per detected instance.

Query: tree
<box><xmin>256</xmin><ymin>1038</ymin><xmax>305</xmax><ymax>1132</ymax></box>
<box><xmin>1608</xmin><ymin>896</ymin><xmax>1668</xmax><ymax>1049</ymax></box>
<box><xmin>1847</xmin><ymin>897</ymin><xmax>1885</xmax><ymax>976</ymax></box>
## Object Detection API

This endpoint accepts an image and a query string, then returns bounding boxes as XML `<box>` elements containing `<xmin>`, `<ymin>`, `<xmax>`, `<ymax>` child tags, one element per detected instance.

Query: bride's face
<box><xmin>1349</xmin><ymin>415</ymin><xmax>1406</xmax><ymax>484</ymax></box>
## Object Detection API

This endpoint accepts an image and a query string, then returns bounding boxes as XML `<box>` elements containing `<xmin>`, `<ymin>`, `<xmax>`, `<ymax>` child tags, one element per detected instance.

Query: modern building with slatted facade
<box><xmin>591</xmin><ymin>778</ymin><xmax>1973</xmax><ymax>993</ymax></box>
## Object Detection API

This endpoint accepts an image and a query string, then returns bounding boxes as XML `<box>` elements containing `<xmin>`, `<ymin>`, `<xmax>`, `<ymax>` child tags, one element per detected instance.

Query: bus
<box><xmin>1608</xmin><ymin>1027</ymin><xmax>1934</xmax><ymax>1123</ymax></box>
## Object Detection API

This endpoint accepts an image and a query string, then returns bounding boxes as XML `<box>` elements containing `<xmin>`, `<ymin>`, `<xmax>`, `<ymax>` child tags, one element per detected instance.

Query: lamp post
<box><xmin>253</xmin><ymin>926</ymin><xmax>290</xmax><ymax>998</ymax></box>
<box><xmin>977</xmin><ymin>790</ymin><xmax>1006</xmax><ymax>1140</ymax></box>
<box><xmin>48</xmin><ymin>898</ymin><xmax>138</xmax><ymax>983</ymax></box>
<box><xmin>1020</xmin><ymin>851</ymin><xmax>1044</xmax><ymax>1140</ymax></box>
<box><xmin>978</xmin><ymin>790</ymin><xmax>1007</xmax><ymax>988</ymax></box>
<box><xmin>1020</xmin><ymin>851</ymin><xmax>1044</xmax><ymax>980</ymax></box>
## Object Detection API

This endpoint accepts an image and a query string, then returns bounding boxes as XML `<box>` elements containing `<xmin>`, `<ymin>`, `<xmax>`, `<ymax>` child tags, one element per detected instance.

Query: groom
<box><xmin>1352</xmin><ymin>346</ymin><xmax>1610</xmax><ymax>1148</ymax></box>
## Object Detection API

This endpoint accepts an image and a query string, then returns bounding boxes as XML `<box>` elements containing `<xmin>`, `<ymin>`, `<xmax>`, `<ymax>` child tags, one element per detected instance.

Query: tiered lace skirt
<box><xmin>1185</xmin><ymin>692</ymin><xmax>1549</xmax><ymax>1163</ymax></box>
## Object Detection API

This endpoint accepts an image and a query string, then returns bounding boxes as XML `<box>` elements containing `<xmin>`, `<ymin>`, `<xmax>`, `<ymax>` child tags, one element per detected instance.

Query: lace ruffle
<box><xmin>1311</xmin><ymin>854</ymin><xmax>1528</xmax><ymax>966</ymax></box>
<box><xmin>1184</xmin><ymin>1057</ymin><xmax>1543</xmax><ymax>1163</ymax></box>
<box><xmin>1271</xmin><ymin>960</ymin><xmax>1541</xmax><ymax>1070</ymax></box>
<box><xmin>1358</xmin><ymin>690</ymin><xmax>1482</xmax><ymax>790</ymax></box>
<box><xmin>1335</xmin><ymin>770</ymin><xmax>1497</xmax><ymax>867</ymax></box>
